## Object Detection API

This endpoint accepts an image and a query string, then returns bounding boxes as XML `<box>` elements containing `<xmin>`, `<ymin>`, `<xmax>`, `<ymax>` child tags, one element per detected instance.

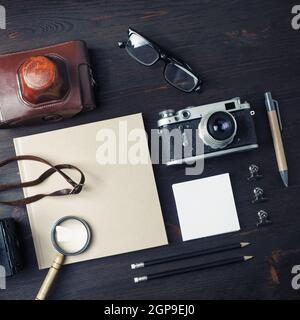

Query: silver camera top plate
<box><xmin>158</xmin><ymin>97</ymin><xmax>251</xmax><ymax>127</ymax></box>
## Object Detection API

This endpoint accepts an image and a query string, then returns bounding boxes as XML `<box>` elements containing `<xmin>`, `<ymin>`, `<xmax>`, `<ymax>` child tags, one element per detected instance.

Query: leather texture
<box><xmin>0</xmin><ymin>41</ymin><xmax>96</xmax><ymax>128</ymax></box>
<box><xmin>0</xmin><ymin>155</ymin><xmax>85</xmax><ymax>206</ymax></box>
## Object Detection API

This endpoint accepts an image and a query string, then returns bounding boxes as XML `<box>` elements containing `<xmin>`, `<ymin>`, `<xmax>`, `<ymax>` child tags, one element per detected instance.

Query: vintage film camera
<box><xmin>157</xmin><ymin>97</ymin><xmax>258</xmax><ymax>165</ymax></box>
<box><xmin>0</xmin><ymin>218</ymin><xmax>23</xmax><ymax>277</ymax></box>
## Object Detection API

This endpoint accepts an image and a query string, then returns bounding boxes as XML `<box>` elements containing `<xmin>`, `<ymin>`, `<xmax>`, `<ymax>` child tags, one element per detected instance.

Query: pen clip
<box><xmin>273</xmin><ymin>99</ymin><xmax>283</xmax><ymax>131</ymax></box>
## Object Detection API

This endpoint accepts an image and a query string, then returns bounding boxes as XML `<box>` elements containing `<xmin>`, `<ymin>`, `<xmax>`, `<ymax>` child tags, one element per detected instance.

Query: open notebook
<box><xmin>14</xmin><ymin>113</ymin><xmax>168</xmax><ymax>269</ymax></box>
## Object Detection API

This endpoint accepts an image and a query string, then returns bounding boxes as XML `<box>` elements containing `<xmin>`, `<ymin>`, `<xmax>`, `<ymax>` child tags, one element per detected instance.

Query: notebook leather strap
<box><xmin>0</xmin><ymin>155</ymin><xmax>85</xmax><ymax>206</ymax></box>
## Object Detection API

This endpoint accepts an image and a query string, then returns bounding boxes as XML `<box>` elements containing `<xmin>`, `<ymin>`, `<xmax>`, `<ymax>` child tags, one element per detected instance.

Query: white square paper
<box><xmin>172</xmin><ymin>173</ymin><xmax>240</xmax><ymax>241</ymax></box>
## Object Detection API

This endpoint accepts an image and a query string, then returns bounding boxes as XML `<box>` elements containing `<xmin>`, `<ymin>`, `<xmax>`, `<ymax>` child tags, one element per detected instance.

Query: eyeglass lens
<box><xmin>164</xmin><ymin>62</ymin><xmax>198</xmax><ymax>92</ymax></box>
<box><xmin>126</xmin><ymin>33</ymin><xmax>159</xmax><ymax>66</ymax></box>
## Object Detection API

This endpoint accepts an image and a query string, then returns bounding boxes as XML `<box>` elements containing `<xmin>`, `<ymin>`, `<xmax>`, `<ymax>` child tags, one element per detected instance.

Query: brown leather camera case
<box><xmin>0</xmin><ymin>41</ymin><xmax>96</xmax><ymax>128</ymax></box>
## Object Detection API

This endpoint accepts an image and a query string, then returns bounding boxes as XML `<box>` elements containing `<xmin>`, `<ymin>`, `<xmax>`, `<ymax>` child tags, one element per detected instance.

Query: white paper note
<box><xmin>172</xmin><ymin>173</ymin><xmax>240</xmax><ymax>241</ymax></box>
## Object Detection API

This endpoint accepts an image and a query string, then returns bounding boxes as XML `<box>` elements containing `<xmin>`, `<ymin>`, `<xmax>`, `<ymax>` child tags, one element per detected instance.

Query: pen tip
<box><xmin>280</xmin><ymin>170</ymin><xmax>288</xmax><ymax>187</ymax></box>
<box><xmin>244</xmin><ymin>256</ymin><xmax>254</xmax><ymax>261</ymax></box>
<box><xmin>240</xmin><ymin>242</ymin><xmax>250</xmax><ymax>247</ymax></box>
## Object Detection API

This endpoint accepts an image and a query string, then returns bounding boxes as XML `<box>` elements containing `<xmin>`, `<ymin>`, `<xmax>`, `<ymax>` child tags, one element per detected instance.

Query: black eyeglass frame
<box><xmin>118</xmin><ymin>28</ymin><xmax>202</xmax><ymax>93</ymax></box>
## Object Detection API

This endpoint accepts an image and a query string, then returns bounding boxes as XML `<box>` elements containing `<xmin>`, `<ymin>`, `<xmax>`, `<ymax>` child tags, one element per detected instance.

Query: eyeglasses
<box><xmin>118</xmin><ymin>28</ymin><xmax>202</xmax><ymax>93</ymax></box>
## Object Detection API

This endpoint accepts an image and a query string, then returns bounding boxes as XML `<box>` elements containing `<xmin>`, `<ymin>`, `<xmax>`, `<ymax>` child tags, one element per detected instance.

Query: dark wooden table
<box><xmin>0</xmin><ymin>0</ymin><xmax>299</xmax><ymax>300</ymax></box>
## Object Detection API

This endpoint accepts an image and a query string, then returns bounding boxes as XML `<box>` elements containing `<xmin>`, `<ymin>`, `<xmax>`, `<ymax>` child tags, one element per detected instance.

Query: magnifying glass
<box><xmin>35</xmin><ymin>216</ymin><xmax>91</xmax><ymax>300</ymax></box>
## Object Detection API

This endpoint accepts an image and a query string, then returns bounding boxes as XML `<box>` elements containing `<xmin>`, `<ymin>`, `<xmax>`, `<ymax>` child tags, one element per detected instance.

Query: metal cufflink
<box><xmin>251</xmin><ymin>187</ymin><xmax>268</xmax><ymax>203</ymax></box>
<box><xmin>247</xmin><ymin>164</ymin><xmax>263</xmax><ymax>181</ymax></box>
<box><xmin>256</xmin><ymin>210</ymin><xmax>272</xmax><ymax>227</ymax></box>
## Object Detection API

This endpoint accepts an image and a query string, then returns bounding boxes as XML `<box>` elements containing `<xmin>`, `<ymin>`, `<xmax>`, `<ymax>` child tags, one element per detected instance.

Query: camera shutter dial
<box><xmin>159</xmin><ymin>109</ymin><xmax>176</xmax><ymax>119</ymax></box>
<box><xmin>198</xmin><ymin>111</ymin><xmax>237</xmax><ymax>149</ymax></box>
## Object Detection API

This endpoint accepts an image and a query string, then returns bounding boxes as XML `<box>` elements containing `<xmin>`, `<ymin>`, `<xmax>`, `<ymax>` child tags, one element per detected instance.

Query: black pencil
<box><xmin>134</xmin><ymin>256</ymin><xmax>253</xmax><ymax>283</ymax></box>
<box><xmin>131</xmin><ymin>242</ymin><xmax>250</xmax><ymax>269</ymax></box>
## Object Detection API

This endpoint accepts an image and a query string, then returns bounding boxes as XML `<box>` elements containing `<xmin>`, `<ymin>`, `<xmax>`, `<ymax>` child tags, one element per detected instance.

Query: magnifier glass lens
<box><xmin>53</xmin><ymin>217</ymin><xmax>90</xmax><ymax>255</ymax></box>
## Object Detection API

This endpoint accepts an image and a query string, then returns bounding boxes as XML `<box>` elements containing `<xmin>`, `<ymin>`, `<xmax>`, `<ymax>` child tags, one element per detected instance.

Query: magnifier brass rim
<box><xmin>51</xmin><ymin>216</ymin><xmax>91</xmax><ymax>256</ymax></box>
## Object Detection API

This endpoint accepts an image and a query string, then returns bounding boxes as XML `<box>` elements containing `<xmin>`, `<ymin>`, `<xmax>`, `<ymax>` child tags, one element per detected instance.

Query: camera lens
<box><xmin>207</xmin><ymin>112</ymin><xmax>235</xmax><ymax>141</ymax></box>
<box><xmin>198</xmin><ymin>111</ymin><xmax>237</xmax><ymax>149</ymax></box>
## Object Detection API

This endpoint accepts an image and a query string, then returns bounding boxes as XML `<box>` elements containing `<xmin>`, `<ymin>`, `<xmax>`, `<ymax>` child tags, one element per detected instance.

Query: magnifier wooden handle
<box><xmin>35</xmin><ymin>253</ymin><xmax>65</xmax><ymax>300</ymax></box>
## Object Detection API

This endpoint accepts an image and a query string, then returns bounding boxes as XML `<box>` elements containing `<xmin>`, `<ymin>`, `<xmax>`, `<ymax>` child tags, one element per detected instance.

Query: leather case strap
<box><xmin>0</xmin><ymin>155</ymin><xmax>85</xmax><ymax>206</ymax></box>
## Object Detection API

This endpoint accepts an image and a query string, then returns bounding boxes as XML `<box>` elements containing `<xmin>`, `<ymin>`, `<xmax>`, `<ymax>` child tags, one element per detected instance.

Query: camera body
<box><xmin>0</xmin><ymin>218</ymin><xmax>23</xmax><ymax>277</ymax></box>
<box><xmin>157</xmin><ymin>97</ymin><xmax>258</xmax><ymax>165</ymax></box>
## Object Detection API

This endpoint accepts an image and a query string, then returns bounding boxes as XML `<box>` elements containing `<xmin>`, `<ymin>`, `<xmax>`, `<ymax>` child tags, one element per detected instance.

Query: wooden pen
<box><xmin>264</xmin><ymin>92</ymin><xmax>288</xmax><ymax>187</ymax></box>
